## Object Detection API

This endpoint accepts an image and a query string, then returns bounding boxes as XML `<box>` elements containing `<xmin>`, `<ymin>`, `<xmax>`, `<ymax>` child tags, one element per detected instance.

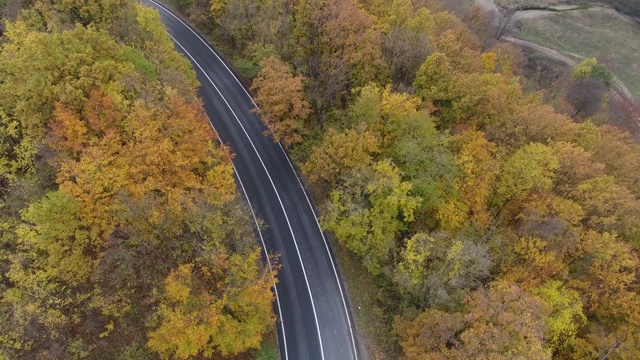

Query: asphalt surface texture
<box><xmin>141</xmin><ymin>1</ymin><xmax>359</xmax><ymax>359</ymax></box>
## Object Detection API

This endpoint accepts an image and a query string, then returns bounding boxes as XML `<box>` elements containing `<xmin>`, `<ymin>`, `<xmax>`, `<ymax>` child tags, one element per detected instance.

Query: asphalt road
<box><xmin>140</xmin><ymin>1</ymin><xmax>359</xmax><ymax>359</ymax></box>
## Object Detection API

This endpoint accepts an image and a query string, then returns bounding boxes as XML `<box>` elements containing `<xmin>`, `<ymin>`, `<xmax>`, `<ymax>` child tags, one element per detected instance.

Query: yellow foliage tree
<box><xmin>147</xmin><ymin>249</ymin><xmax>275</xmax><ymax>358</ymax></box>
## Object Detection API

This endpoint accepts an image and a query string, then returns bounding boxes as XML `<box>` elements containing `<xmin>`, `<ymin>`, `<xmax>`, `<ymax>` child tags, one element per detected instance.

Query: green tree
<box><xmin>534</xmin><ymin>281</ymin><xmax>586</xmax><ymax>352</ymax></box>
<box><xmin>322</xmin><ymin>160</ymin><xmax>420</xmax><ymax>274</ymax></box>
<box><xmin>571</xmin><ymin>58</ymin><xmax>613</xmax><ymax>88</ymax></box>
<box><xmin>386</xmin><ymin>107</ymin><xmax>459</xmax><ymax>225</ymax></box>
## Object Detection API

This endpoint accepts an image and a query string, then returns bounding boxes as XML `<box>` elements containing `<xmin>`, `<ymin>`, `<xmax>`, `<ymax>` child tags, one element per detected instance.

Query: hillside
<box><xmin>467</xmin><ymin>0</ymin><xmax>640</xmax><ymax>134</ymax></box>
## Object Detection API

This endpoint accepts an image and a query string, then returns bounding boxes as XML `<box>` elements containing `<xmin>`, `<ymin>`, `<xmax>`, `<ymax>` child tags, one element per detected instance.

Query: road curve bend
<box><xmin>140</xmin><ymin>1</ymin><xmax>359</xmax><ymax>359</ymax></box>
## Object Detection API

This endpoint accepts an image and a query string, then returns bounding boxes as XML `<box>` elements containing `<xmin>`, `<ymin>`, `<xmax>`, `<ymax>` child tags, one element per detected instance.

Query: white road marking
<box><xmin>201</xmin><ymin>110</ymin><xmax>289</xmax><ymax>360</ymax></box>
<box><xmin>168</xmin><ymin>35</ymin><xmax>326</xmax><ymax>360</ymax></box>
<box><xmin>232</xmin><ymin>162</ymin><xmax>289</xmax><ymax>360</ymax></box>
<box><xmin>277</xmin><ymin>143</ymin><xmax>359</xmax><ymax>360</ymax></box>
<box><xmin>144</xmin><ymin>2</ymin><xmax>359</xmax><ymax>358</ymax></box>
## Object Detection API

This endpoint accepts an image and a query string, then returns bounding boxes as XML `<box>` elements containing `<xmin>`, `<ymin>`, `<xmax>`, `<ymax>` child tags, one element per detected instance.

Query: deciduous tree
<box><xmin>252</xmin><ymin>56</ymin><xmax>310</xmax><ymax>147</ymax></box>
<box><xmin>450</xmin><ymin>130</ymin><xmax>497</xmax><ymax>227</ymax></box>
<box><xmin>395</xmin><ymin>233</ymin><xmax>493</xmax><ymax>307</ymax></box>
<box><xmin>302</xmin><ymin>128</ymin><xmax>380</xmax><ymax>190</ymax></box>
<box><xmin>147</xmin><ymin>249</ymin><xmax>275</xmax><ymax>358</ymax></box>
<box><xmin>322</xmin><ymin>160</ymin><xmax>420</xmax><ymax>274</ymax></box>
<box><xmin>395</xmin><ymin>281</ymin><xmax>551</xmax><ymax>360</ymax></box>
<box><xmin>493</xmin><ymin>143</ymin><xmax>559</xmax><ymax>214</ymax></box>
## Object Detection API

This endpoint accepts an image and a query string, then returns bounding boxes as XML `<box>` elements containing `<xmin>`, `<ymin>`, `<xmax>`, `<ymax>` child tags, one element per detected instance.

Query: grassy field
<box><xmin>496</xmin><ymin>0</ymin><xmax>565</xmax><ymax>7</ymax></box>
<box><xmin>441</xmin><ymin>0</ymin><xmax>477</xmax><ymax>16</ymax></box>
<box><xmin>518</xmin><ymin>7</ymin><xmax>640</xmax><ymax>98</ymax></box>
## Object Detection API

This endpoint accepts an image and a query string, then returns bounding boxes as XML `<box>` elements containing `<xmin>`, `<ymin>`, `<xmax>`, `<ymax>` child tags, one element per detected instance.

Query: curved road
<box><xmin>140</xmin><ymin>1</ymin><xmax>359</xmax><ymax>359</ymax></box>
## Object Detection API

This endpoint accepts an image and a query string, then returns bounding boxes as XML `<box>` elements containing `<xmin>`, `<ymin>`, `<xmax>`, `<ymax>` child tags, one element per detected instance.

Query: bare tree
<box><xmin>494</xmin><ymin>8</ymin><xmax>521</xmax><ymax>40</ymax></box>
<box><xmin>466</xmin><ymin>4</ymin><xmax>498</xmax><ymax>51</ymax></box>
<box><xmin>383</xmin><ymin>26</ymin><xmax>431</xmax><ymax>86</ymax></box>
<box><xmin>566</xmin><ymin>77</ymin><xmax>608</xmax><ymax>120</ymax></box>
<box><xmin>609</xmin><ymin>96</ymin><xmax>640</xmax><ymax>136</ymax></box>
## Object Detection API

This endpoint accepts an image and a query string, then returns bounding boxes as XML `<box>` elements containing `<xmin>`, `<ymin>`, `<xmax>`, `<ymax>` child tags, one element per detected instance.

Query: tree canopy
<box><xmin>0</xmin><ymin>1</ymin><xmax>275</xmax><ymax>358</ymax></box>
<box><xmin>174</xmin><ymin>0</ymin><xmax>640</xmax><ymax>357</ymax></box>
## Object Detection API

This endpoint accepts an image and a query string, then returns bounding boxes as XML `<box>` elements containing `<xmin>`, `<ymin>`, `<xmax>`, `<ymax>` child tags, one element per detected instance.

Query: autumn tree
<box><xmin>570</xmin><ymin>231</ymin><xmax>638</xmax><ymax>316</ymax></box>
<box><xmin>322</xmin><ymin>160</ymin><xmax>420</xmax><ymax>274</ymax></box>
<box><xmin>148</xmin><ymin>249</ymin><xmax>275</xmax><ymax>358</ymax></box>
<box><xmin>376</xmin><ymin>0</ymin><xmax>433</xmax><ymax>85</ymax></box>
<box><xmin>292</xmin><ymin>0</ymin><xmax>387</xmax><ymax>121</ymax></box>
<box><xmin>577</xmin><ymin>124</ymin><xmax>640</xmax><ymax>197</ymax></box>
<box><xmin>563</xmin><ymin>230</ymin><xmax>640</xmax><ymax>358</ymax></box>
<box><xmin>252</xmin><ymin>56</ymin><xmax>310</xmax><ymax>147</ymax></box>
<box><xmin>413</xmin><ymin>52</ymin><xmax>523</xmax><ymax>130</ymax></box>
<box><xmin>450</xmin><ymin>130</ymin><xmax>498</xmax><ymax>228</ymax></box>
<box><xmin>395</xmin><ymin>233</ymin><xmax>493</xmax><ymax>308</ymax></box>
<box><xmin>500</xmin><ymin>236</ymin><xmax>570</xmax><ymax>289</ymax></box>
<box><xmin>570</xmin><ymin>176</ymin><xmax>640</xmax><ymax>243</ymax></box>
<box><xmin>395</xmin><ymin>281</ymin><xmax>552</xmax><ymax>360</ymax></box>
<box><xmin>0</xmin><ymin>24</ymin><xmax>134</xmax><ymax>181</ymax></box>
<box><xmin>0</xmin><ymin>2</ymin><xmax>277</xmax><ymax>358</ymax></box>
<box><xmin>485</xmin><ymin>102</ymin><xmax>579</xmax><ymax>152</ymax></box>
<box><xmin>492</xmin><ymin>143</ymin><xmax>559</xmax><ymax>216</ymax></box>
<box><xmin>9</xmin><ymin>0</ymin><xmax>639</xmax><ymax>358</ymax></box>
<box><xmin>47</xmin><ymin>92</ymin><xmax>236</xmax><ymax>237</ymax></box>
<box><xmin>550</xmin><ymin>141</ymin><xmax>605</xmax><ymax>196</ymax></box>
<box><xmin>465</xmin><ymin>4</ymin><xmax>498</xmax><ymax>51</ymax></box>
<box><xmin>302</xmin><ymin>127</ymin><xmax>380</xmax><ymax>191</ymax></box>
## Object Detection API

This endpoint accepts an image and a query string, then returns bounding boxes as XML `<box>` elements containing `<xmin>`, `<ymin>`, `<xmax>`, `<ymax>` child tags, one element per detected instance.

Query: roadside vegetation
<box><xmin>0</xmin><ymin>1</ymin><xmax>276</xmax><ymax>359</ymax></box>
<box><xmin>165</xmin><ymin>0</ymin><xmax>640</xmax><ymax>358</ymax></box>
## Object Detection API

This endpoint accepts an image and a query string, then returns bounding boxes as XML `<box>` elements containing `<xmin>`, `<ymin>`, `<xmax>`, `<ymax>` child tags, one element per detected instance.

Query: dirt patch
<box><xmin>503</xmin><ymin>35</ymin><xmax>579</xmax><ymax>64</ymax></box>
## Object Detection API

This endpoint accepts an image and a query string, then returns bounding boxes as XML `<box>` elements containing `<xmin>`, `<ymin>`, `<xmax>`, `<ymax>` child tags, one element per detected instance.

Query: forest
<box><xmin>1</xmin><ymin>0</ymin><xmax>639</xmax><ymax>359</ymax></box>
<box><xmin>169</xmin><ymin>0</ymin><xmax>640</xmax><ymax>358</ymax></box>
<box><xmin>0</xmin><ymin>1</ymin><xmax>276</xmax><ymax>359</ymax></box>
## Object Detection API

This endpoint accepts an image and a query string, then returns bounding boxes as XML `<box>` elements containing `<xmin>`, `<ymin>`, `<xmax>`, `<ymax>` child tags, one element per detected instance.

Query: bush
<box><xmin>253</xmin><ymin>338</ymin><xmax>279</xmax><ymax>360</ymax></box>
<box><xmin>234</xmin><ymin>57</ymin><xmax>259</xmax><ymax>79</ymax></box>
